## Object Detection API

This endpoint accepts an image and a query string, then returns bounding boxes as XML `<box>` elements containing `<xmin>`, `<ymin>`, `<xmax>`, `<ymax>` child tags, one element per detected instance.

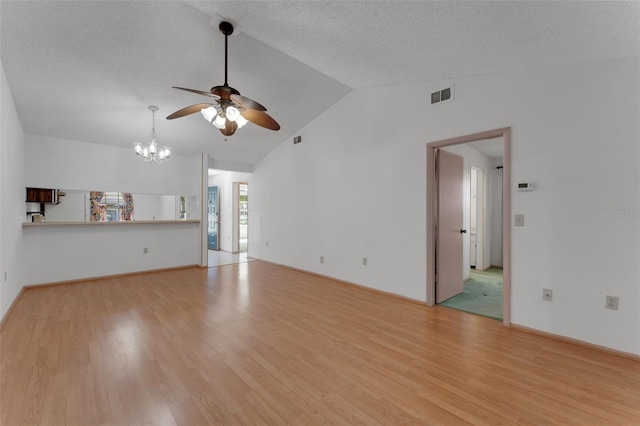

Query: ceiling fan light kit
<box><xmin>201</xmin><ymin>105</ymin><xmax>248</xmax><ymax>129</ymax></box>
<box><xmin>134</xmin><ymin>105</ymin><xmax>171</xmax><ymax>164</ymax></box>
<box><xmin>167</xmin><ymin>21</ymin><xmax>280</xmax><ymax>136</ymax></box>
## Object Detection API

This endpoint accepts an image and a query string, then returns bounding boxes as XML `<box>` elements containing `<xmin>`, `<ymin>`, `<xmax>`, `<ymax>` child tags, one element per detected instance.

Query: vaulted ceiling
<box><xmin>2</xmin><ymin>1</ymin><xmax>638</xmax><ymax>168</ymax></box>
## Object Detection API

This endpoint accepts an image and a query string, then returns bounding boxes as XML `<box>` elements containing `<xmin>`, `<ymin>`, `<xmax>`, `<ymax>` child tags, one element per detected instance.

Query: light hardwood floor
<box><xmin>1</xmin><ymin>261</ymin><xmax>639</xmax><ymax>425</ymax></box>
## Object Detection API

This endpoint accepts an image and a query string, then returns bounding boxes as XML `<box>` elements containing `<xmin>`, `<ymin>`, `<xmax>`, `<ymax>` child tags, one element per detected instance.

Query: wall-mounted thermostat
<box><xmin>517</xmin><ymin>182</ymin><xmax>534</xmax><ymax>191</ymax></box>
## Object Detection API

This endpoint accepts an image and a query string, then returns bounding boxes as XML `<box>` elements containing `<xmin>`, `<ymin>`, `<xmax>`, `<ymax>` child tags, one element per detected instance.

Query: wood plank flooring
<box><xmin>1</xmin><ymin>261</ymin><xmax>639</xmax><ymax>425</ymax></box>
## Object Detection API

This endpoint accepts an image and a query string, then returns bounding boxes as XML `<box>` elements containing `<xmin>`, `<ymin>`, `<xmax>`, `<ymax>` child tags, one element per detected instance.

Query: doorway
<box><xmin>436</xmin><ymin>148</ymin><xmax>504</xmax><ymax>320</ymax></box>
<box><xmin>207</xmin><ymin>186</ymin><xmax>220</xmax><ymax>251</ymax></box>
<box><xmin>232</xmin><ymin>182</ymin><xmax>248</xmax><ymax>254</ymax></box>
<box><xmin>426</xmin><ymin>127</ymin><xmax>511</xmax><ymax>326</ymax></box>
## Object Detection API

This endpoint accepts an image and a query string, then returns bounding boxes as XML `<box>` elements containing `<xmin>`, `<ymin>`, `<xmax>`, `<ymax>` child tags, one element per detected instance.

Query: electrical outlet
<box><xmin>320</xmin><ymin>256</ymin><xmax>324</xmax><ymax>264</ymax></box>
<box><xmin>362</xmin><ymin>257</ymin><xmax>367</xmax><ymax>266</ymax></box>
<box><xmin>515</xmin><ymin>214</ymin><xmax>525</xmax><ymax>226</ymax></box>
<box><xmin>143</xmin><ymin>247</ymin><xmax>148</xmax><ymax>254</ymax></box>
<box><xmin>543</xmin><ymin>288</ymin><xmax>553</xmax><ymax>301</ymax></box>
<box><xmin>606</xmin><ymin>295</ymin><xmax>619</xmax><ymax>310</ymax></box>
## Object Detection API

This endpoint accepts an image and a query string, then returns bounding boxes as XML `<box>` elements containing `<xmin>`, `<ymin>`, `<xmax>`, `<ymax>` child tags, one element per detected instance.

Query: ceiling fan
<box><xmin>166</xmin><ymin>21</ymin><xmax>280</xmax><ymax>136</ymax></box>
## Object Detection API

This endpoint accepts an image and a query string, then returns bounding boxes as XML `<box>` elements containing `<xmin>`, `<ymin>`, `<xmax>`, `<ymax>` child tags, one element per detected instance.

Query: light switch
<box><xmin>515</xmin><ymin>214</ymin><xmax>525</xmax><ymax>226</ymax></box>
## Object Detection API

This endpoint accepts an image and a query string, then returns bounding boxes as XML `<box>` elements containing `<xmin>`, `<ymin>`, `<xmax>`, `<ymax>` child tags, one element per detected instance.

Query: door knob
<box><xmin>460</xmin><ymin>229</ymin><xmax>467</xmax><ymax>233</ymax></box>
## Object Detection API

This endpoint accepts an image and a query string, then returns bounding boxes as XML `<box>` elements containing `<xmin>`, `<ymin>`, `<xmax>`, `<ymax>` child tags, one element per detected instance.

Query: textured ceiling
<box><xmin>1</xmin><ymin>1</ymin><xmax>638</xmax><ymax>168</ymax></box>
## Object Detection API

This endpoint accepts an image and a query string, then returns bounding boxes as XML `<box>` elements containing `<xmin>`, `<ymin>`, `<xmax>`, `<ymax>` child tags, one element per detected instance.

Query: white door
<box><xmin>436</xmin><ymin>149</ymin><xmax>465</xmax><ymax>303</ymax></box>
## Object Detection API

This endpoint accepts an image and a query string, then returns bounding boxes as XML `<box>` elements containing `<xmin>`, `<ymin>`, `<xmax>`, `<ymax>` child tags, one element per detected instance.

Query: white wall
<box><xmin>43</xmin><ymin>191</ymin><xmax>87</xmax><ymax>222</ymax></box>
<box><xmin>134</xmin><ymin>193</ymin><xmax>177</xmax><ymax>221</ymax></box>
<box><xmin>250</xmin><ymin>57</ymin><xmax>640</xmax><ymax>355</ymax></box>
<box><xmin>24</xmin><ymin>134</ymin><xmax>200</xmax><ymax>196</ymax></box>
<box><xmin>208</xmin><ymin>171</ymin><xmax>251</xmax><ymax>252</ymax></box>
<box><xmin>178</xmin><ymin>195</ymin><xmax>199</xmax><ymax>221</ymax></box>
<box><xmin>0</xmin><ymin>61</ymin><xmax>25</xmax><ymax>320</ymax></box>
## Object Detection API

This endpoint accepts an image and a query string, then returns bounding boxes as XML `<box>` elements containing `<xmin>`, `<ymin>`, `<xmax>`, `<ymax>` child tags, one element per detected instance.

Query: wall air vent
<box><xmin>430</xmin><ymin>85</ymin><xmax>455</xmax><ymax>105</ymax></box>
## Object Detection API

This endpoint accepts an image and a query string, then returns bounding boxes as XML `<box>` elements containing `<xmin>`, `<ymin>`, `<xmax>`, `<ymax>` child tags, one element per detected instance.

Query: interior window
<box><xmin>89</xmin><ymin>192</ymin><xmax>134</xmax><ymax>221</ymax></box>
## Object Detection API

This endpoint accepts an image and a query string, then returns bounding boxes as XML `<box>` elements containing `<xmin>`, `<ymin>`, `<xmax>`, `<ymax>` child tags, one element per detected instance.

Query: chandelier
<box><xmin>134</xmin><ymin>106</ymin><xmax>171</xmax><ymax>164</ymax></box>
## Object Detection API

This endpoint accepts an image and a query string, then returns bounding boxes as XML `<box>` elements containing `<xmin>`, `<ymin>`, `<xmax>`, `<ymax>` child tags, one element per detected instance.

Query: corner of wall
<box><xmin>0</xmin><ymin>59</ymin><xmax>26</xmax><ymax>322</ymax></box>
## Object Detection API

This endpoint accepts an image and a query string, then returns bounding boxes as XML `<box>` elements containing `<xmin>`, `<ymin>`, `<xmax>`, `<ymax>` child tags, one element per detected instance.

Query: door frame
<box><xmin>426</xmin><ymin>127</ymin><xmax>511</xmax><ymax>326</ymax></box>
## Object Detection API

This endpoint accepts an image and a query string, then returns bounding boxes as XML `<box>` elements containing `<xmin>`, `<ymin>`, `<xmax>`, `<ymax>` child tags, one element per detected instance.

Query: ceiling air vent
<box><xmin>430</xmin><ymin>85</ymin><xmax>455</xmax><ymax>105</ymax></box>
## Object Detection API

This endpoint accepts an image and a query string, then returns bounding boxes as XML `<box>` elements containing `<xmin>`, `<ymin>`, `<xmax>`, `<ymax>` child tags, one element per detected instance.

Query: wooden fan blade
<box><xmin>172</xmin><ymin>87</ymin><xmax>220</xmax><ymax>99</ymax></box>
<box><xmin>241</xmin><ymin>109</ymin><xmax>280</xmax><ymax>131</ymax></box>
<box><xmin>231</xmin><ymin>94</ymin><xmax>267</xmax><ymax>111</ymax></box>
<box><xmin>166</xmin><ymin>103</ymin><xmax>214</xmax><ymax>120</ymax></box>
<box><xmin>219</xmin><ymin>119</ymin><xmax>237</xmax><ymax>136</ymax></box>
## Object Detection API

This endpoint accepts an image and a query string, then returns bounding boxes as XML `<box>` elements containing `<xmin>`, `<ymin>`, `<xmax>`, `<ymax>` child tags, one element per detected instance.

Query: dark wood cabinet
<box><xmin>26</xmin><ymin>188</ymin><xmax>59</xmax><ymax>204</ymax></box>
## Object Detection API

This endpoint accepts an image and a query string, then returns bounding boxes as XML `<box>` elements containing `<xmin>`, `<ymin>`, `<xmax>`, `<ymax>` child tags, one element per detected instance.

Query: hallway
<box><xmin>439</xmin><ymin>267</ymin><xmax>503</xmax><ymax>320</ymax></box>
<box><xmin>208</xmin><ymin>250</ymin><xmax>253</xmax><ymax>267</ymax></box>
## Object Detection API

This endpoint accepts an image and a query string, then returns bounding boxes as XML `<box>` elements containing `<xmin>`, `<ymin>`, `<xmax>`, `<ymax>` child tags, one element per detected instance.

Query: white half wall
<box><xmin>0</xmin><ymin>60</ymin><xmax>25</xmax><ymax>321</ymax></box>
<box><xmin>250</xmin><ymin>56</ymin><xmax>640</xmax><ymax>355</ymax></box>
<box><xmin>22</xmin><ymin>222</ymin><xmax>200</xmax><ymax>285</ymax></box>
